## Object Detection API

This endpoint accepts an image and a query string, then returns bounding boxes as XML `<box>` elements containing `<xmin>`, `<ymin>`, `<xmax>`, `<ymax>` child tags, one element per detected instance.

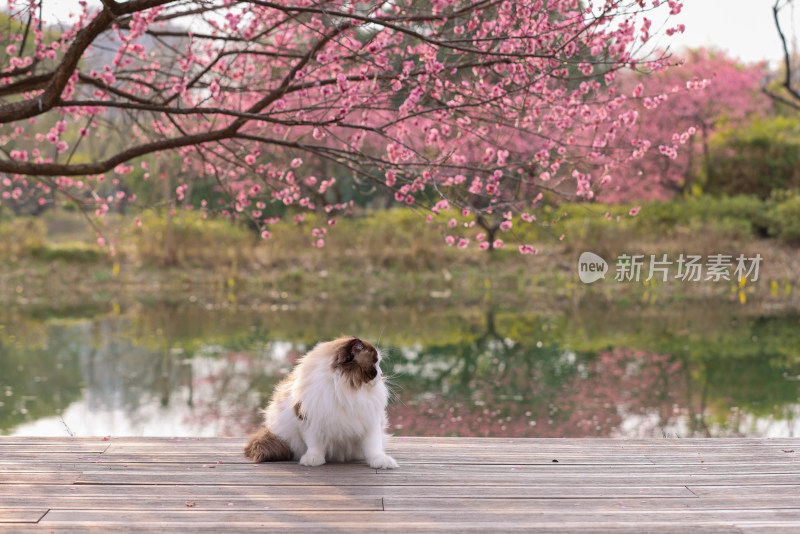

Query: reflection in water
<box><xmin>1</xmin><ymin>302</ymin><xmax>799</xmax><ymax>437</ymax></box>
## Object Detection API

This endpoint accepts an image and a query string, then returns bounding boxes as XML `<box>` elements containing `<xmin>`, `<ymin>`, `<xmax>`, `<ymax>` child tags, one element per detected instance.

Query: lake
<box><xmin>2</xmin><ymin>295</ymin><xmax>799</xmax><ymax>438</ymax></box>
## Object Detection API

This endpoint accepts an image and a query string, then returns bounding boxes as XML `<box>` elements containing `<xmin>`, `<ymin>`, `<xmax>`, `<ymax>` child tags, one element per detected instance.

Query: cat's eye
<box><xmin>354</xmin><ymin>342</ymin><xmax>364</xmax><ymax>351</ymax></box>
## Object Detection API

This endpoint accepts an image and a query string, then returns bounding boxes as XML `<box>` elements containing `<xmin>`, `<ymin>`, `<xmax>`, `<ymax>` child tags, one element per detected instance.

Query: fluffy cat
<box><xmin>244</xmin><ymin>336</ymin><xmax>398</xmax><ymax>469</ymax></box>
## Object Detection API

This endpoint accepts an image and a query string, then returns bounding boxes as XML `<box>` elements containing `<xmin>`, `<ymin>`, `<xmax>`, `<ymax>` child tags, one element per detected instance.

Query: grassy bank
<box><xmin>0</xmin><ymin>196</ymin><xmax>798</xmax><ymax>311</ymax></box>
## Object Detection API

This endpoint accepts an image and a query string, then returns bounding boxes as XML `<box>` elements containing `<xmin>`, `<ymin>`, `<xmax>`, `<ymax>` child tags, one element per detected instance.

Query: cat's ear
<box><xmin>335</xmin><ymin>341</ymin><xmax>355</xmax><ymax>366</ymax></box>
<box><xmin>345</xmin><ymin>338</ymin><xmax>364</xmax><ymax>361</ymax></box>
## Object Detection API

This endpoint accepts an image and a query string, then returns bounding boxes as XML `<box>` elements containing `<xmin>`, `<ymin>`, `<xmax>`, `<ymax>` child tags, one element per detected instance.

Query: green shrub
<box><xmin>0</xmin><ymin>217</ymin><xmax>46</xmax><ymax>257</ymax></box>
<box><xmin>706</xmin><ymin>117</ymin><xmax>800</xmax><ymax>199</ymax></box>
<box><xmin>133</xmin><ymin>211</ymin><xmax>255</xmax><ymax>266</ymax></box>
<box><xmin>767</xmin><ymin>193</ymin><xmax>800</xmax><ymax>243</ymax></box>
<box><xmin>29</xmin><ymin>243</ymin><xmax>105</xmax><ymax>263</ymax></box>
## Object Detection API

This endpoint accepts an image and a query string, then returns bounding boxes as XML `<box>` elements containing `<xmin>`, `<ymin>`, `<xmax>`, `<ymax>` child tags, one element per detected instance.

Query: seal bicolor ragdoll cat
<box><xmin>244</xmin><ymin>336</ymin><xmax>398</xmax><ymax>469</ymax></box>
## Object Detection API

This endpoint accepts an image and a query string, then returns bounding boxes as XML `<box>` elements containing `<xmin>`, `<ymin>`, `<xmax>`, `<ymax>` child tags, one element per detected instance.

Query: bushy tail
<box><xmin>244</xmin><ymin>428</ymin><xmax>293</xmax><ymax>462</ymax></box>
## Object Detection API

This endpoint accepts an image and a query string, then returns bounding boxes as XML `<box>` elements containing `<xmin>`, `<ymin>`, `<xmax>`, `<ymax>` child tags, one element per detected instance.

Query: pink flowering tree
<box><xmin>600</xmin><ymin>49</ymin><xmax>769</xmax><ymax>203</ymax></box>
<box><xmin>1</xmin><ymin>0</ymin><xmax>686</xmax><ymax>252</ymax></box>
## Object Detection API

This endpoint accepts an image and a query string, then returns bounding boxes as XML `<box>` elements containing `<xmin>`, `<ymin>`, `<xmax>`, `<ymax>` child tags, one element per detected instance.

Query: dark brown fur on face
<box><xmin>333</xmin><ymin>337</ymin><xmax>379</xmax><ymax>388</ymax></box>
<box><xmin>243</xmin><ymin>428</ymin><xmax>293</xmax><ymax>462</ymax></box>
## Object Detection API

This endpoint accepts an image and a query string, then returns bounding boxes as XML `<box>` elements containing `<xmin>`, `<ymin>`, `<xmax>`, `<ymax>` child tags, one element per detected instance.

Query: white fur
<box><xmin>264</xmin><ymin>340</ymin><xmax>398</xmax><ymax>469</ymax></box>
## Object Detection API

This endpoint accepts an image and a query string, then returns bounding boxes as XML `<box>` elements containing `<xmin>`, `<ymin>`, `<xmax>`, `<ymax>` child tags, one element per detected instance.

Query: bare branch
<box><xmin>766</xmin><ymin>0</ymin><xmax>800</xmax><ymax>105</ymax></box>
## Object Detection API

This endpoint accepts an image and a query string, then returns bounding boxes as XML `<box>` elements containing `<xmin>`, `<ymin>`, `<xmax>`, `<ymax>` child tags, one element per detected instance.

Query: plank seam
<box><xmin>36</xmin><ymin>509</ymin><xmax>50</xmax><ymax>524</ymax></box>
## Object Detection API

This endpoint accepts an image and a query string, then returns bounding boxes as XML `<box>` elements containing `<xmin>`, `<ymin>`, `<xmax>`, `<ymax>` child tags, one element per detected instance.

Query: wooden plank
<box><xmin>1</xmin><ymin>523</ymin><xmax>747</xmax><ymax>533</ymax></box>
<box><xmin>389</xmin><ymin>454</ymin><xmax>657</xmax><ymax>465</ymax></box>
<box><xmin>0</xmin><ymin>473</ymin><xmax>76</xmax><ymax>484</ymax></box>
<box><xmin>61</xmin><ymin>462</ymin><xmax>794</xmax><ymax>474</ymax></box>
<box><xmin>0</xmin><ymin>497</ymin><xmax>382</xmax><ymax>511</ymax></box>
<box><xmin>644</xmin><ymin>455</ymin><xmax>797</xmax><ymax>465</ymax></box>
<box><xmin>0</xmin><ymin>462</ymin><xmax>374</xmax><ymax>474</ymax></box>
<box><xmin>0</xmin><ymin>462</ymin><xmax>98</xmax><ymax>472</ymax></box>
<box><xmin>36</xmin><ymin>509</ymin><xmax>800</xmax><ymax>526</ymax></box>
<box><xmin>419</xmin><ymin>438</ymin><xmax>787</xmax><ymax>450</ymax></box>
<box><xmin>0</xmin><ymin>442</ymin><xmax>111</xmax><ymax>447</ymax></box>
<box><xmin>90</xmin><ymin>436</ymin><xmax>799</xmax><ymax>450</ymax></box>
<box><xmin>383</xmin><ymin>496</ymin><xmax>800</xmax><ymax>512</ymax></box>
<box><xmin>0</xmin><ymin>484</ymin><xmax>696</xmax><ymax>499</ymax></box>
<box><xmin>738</xmin><ymin>527</ymin><xmax>800</xmax><ymax>534</ymax></box>
<box><xmin>0</xmin><ymin>509</ymin><xmax>47</xmax><ymax>523</ymax></box>
<box><xmin>12</xmin><ymin>453</ymin><xmax>780</xmax><ymax>466</ymax></box>
<box><xmin>373</xmin><ymin>464</ymin><xmax>800</xmax><ymax>476</ymax></box>
<box><xmin>0</xmin><ymin>454</ymin><xmax>105</xmax><ymax>464</ymax></box>
<box><xmin>388</xmin><ymin>437</ymin><xmax>800</xmax><ymax>450</ymax></box>
<box><xmin>689</xmin><ymin>485</ymin><xmax>800</xmax><ymax>498</ymax></box>
<box><xmin>74</xmin><ymin>471</ymin><xmax>800</xmax><ymax>486</ymax></box>
<box><xmin>15</xmin><ymin>436</ymin><xmax>780</xmax><ymax>453</ymax></box>
<box><xmin>0</xmin><ymin>454</ymin><xmax>252</xmax><ymax>464</ymax></box>
<box><xmin>74</xmin><ymin>466</ymin><xmax>383</xmax><ymax>485</ymax></box>
<box><xmin>0</xmin><ymin>444</ymin><xmax>108</xmax><ymax>453</ymax></box>
<box><xmin>9</xmin><ymin>461</ymin><xmax>796</xmax><ymax>475</ymax></box>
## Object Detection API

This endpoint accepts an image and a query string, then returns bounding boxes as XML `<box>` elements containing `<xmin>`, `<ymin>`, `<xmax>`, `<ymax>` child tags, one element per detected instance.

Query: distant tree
<box><xmin>766</xmin><ymin>0</ymin><xmax>800</xmax><ymax>111</ymax></box>
<box><xmin>600</xmin><ymin>49</ymin><xmax>770</xmax><ymax>203</ymax></box>
<box><xmin>1</xmin><ymin>0</ymin><xmax>687</xmax><ymax>251</ymax></box>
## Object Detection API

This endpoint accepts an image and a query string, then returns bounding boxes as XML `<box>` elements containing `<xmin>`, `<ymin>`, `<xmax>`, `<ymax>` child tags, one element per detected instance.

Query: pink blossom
<box><xmin>0</xmin><ymin>0</ymin><xmax>690</xmax><ymax>249</ymax></box>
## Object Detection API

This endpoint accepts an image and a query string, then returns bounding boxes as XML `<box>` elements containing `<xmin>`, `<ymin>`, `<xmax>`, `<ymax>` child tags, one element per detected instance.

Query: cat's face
<box><xmin>333</xmin><ymin>337</ymin><xmax>381</xmax><ymax>388</ymax></box>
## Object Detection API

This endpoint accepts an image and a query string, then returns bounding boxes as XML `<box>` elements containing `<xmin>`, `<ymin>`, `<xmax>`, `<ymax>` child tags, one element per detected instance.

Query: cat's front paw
<box><xmin>299</xmin><ymin>451</ymin><xmax>326</xmax><ymax>467</ymax></box>
<box><xmin>368</xmin><ymin>454</ymin><xmax>398</xmax><ymax>469</ymax></box>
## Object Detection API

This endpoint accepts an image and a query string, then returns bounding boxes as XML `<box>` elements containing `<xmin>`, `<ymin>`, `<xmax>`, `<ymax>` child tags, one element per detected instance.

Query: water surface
<box><xmin>2</xmin><ymin>298</ymin><xmax>798</xmax><ymax>438</ymax></box>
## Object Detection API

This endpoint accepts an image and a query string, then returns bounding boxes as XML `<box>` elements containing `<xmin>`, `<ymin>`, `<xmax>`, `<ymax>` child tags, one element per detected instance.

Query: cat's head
<box><xmin>332</xmin><ymin>337</ymin><xmax>381</xmax><ymax>388</ymax></box>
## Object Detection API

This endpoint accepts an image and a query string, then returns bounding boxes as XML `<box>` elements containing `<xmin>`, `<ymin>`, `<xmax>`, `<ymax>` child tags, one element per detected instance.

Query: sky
<box><xmin>37</xmin><ymin>0</ymin><xmax>800</xmax><ymax>65</ymax></box>
<box><xmin>666</xmin><ymin>0</ymin><xmax>798</xmax><ymax>64</ymax></box>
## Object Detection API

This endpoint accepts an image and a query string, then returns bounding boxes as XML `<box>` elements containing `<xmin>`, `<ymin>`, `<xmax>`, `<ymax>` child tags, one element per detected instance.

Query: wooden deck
<box><xmin>0</xmin><ymin>437</ymin><xmax>798</xmax><ymax>533</ymax></box>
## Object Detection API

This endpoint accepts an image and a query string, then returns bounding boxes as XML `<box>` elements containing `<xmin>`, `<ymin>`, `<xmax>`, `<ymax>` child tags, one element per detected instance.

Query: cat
<box><xmin>244</xmin><ymin>336</ymin><xmax>398</xmax><ymax>469</ymax></box>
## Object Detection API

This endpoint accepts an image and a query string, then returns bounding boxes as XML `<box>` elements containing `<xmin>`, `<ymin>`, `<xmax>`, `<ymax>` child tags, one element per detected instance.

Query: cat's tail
<box><xmin>243</xmin><ymin>428</ymin><xmax>293</xmax><ymax>462</ymax></box>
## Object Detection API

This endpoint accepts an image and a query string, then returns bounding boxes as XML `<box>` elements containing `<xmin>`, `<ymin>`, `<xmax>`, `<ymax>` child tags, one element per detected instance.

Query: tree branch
<box><xmin>0</xmin><ymin>0</ymin><xmax>175</xmax><ymax>124</ymax></box>
<box><xmin>767</xmin><ymin>0</ymin><xmax>800</xmax><ymax>105</ymax></box>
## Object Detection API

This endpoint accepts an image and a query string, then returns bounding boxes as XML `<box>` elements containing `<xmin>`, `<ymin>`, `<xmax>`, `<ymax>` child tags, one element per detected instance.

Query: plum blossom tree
<box><xmin>600</xmin><ymin>49</ymin><xmax>770</xmax><ymax>203</ymax></box>
<box><xmin>0</xmin><ymin>0</ymin><xmax>686</xmax><ymax>251</ymax></box>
